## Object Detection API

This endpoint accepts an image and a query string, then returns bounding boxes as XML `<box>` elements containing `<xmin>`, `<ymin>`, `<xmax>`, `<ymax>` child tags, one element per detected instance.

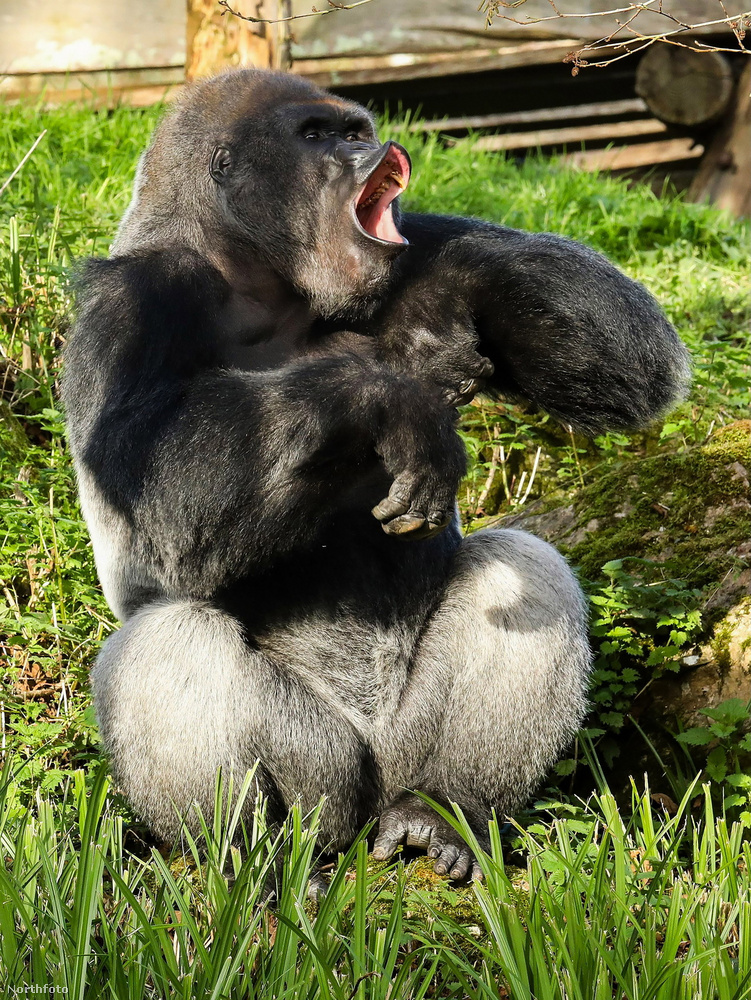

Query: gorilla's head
<box><xmin>112</xmin><ymin>69</ymin><xmax>412</xmax><ymax>318</ymax></box>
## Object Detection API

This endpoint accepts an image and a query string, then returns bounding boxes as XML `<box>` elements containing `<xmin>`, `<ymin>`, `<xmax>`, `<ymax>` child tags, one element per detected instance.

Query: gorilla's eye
<box><xmin>304</xmin><ymin>131</ymin><xmax>322</xmax><ymax>141</ymax></box>
<box><xmin>345</xmin><ymin>132</ymin><xmax>360</xmax><ymax>142</ymax></box>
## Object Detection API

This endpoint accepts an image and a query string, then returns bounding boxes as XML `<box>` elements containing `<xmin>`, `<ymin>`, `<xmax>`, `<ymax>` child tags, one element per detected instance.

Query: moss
<box><xmin>710</xmin><ymin>617</ymin><xmax>735</xmax><ymax>674</ymax></box>
<box><xmin>0</xmin><ymin>399</ymin><xmax>32</xmax><ymax>465</ymax></box>
<box><xmin>357</xmin><ymin>851</ymin><xmax>529</xmax><ymax>934</ymax></box>
<box><xmin>535</xmin><ymin>421</ymin><xmax>750</xmax><ymax>599</ymax></box>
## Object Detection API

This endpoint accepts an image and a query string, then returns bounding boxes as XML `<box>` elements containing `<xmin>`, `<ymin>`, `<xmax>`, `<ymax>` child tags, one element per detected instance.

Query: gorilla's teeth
<box><xmin>360</xmin><ymin>175</ymin><xmax>402</xmax><ymax>209</ymax></box>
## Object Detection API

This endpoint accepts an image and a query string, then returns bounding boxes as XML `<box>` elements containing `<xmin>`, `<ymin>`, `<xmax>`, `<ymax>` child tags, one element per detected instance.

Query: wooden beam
<box><xmin>293</xmin><ymin>38</ymin><xmax>624</xmax><ymax>87</ymax></box>
<box><xmin>563</xmin><ymin>138</ymin><xmax>705</xmax><ymax>171</ymax></box>
<box><xmin>688</xmin><ymin>61</ymin><xmax>751</xmax><ymax>218</ymax></box>
<box><xmin>410</xmin><ymin>99</ymin><xmax>649</xmax><ymax>133</ymax></box>
<box><xmin>0</xmin><ymin>67</ymin><xmax>184</xmax><ymax>106</ymax></box>
<box><xmin>472</xmin><ymin>118</ymin><xmax>667</xmax><ymax>152</ymax></box>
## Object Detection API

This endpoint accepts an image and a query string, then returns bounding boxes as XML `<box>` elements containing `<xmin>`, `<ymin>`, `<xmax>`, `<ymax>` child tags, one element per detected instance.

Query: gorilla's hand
<box><xmin>441</xmin><ymin>352</ymin><xmax>495</xmax><ymax>408</ymax></box>
<box><xmin>372</xmin><ymin>397</ymin><xmax>466</xmax><ymax>540</ymax></box>
<box><xmin>377</xmin><ymin>322</ymin><xmax>494</xmax><ymax>409</ymax></box>
<box><xmin>372</xmin><ymin>793</ymin><xmax>486</xmax><ymax>881</ymax></box>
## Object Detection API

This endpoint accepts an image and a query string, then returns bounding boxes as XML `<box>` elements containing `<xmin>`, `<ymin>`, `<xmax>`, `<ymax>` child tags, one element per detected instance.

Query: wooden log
<box><xmin>635</xmin><ymin>45</ymin><xmax>734</xmax><ymax>127</ymax></box>
<box><xmin>410</xmin><ymin>99</ymin><xmax>649</xmax><ymax>133</ymax></box>
<box><xmin>688</xmin><ymin>61</ymin><xmax>751</xmax><ymax>217</ymax></box>
<box><xmin>563</xmin><ymin>138</ymin><xmax>705</xmax><ymax>171</ymax></box>
<box><xmin>473</xmin><ymin>118</ymin><xmax>667</xmax><ymax>152</ymax></box>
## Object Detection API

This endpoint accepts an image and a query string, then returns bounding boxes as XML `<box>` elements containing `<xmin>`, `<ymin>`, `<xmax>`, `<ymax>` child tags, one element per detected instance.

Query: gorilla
<box><xmin>62</xmin><ymin>69</ymin><xmax>689</xmax><ymax>880</ymax></box>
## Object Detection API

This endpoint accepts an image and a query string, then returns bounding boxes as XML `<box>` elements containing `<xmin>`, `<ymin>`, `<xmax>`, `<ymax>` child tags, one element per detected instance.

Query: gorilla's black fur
<box><xmin>62</xmin><ymin>69</ymin><xmax>689</xmax><ymax>879</ymax></box>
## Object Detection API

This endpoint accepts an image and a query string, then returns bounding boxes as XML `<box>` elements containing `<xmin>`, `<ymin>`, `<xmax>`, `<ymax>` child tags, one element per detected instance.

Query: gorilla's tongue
<box><xmin>355</xmin><ymin>145</ymin><xmax>410</xmax><ymax>244</ymax></box>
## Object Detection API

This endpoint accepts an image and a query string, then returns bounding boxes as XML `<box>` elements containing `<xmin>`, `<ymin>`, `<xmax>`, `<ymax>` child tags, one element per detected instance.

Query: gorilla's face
<box><xmin>113</xmin><ymin>71</ymin><xmax>412</xmax><ymax>319</ymax></box>
<box><xmin>211</xmin><ymin>83</ymin><xmax>412</xmax><ymax>318</ymax></box>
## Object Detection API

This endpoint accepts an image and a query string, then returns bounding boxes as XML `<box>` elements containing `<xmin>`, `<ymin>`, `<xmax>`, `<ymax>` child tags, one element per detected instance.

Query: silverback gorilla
<box><xmin>62</xmin><ymin>69</ymin><xmax>690</xmax><ymax>880</ymax></box>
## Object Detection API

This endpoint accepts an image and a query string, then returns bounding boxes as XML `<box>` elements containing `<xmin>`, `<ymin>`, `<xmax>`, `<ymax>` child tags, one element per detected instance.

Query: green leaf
<box><xmin>724</xmin><ymin>773</ymin><xmax>751</xmax><ymax>788</ymax></box>
<box><xmin>675</xmin><ymin>728</ymin><xmax>714</xmax><ymax>746</ymax></box>
<box><xmin>705</xmin><ymin>746</ymin><xmax>728</xmax><ymax>783</ymax></box>
<box><xmin>555</xmin><ymin>759</ymin><xmax>577</xmax><ymax>776</ymax></box>
<box><xmin>701</xmin><ymin>698</ymin><xmax>750</xmax><ymax>725</ymax></box>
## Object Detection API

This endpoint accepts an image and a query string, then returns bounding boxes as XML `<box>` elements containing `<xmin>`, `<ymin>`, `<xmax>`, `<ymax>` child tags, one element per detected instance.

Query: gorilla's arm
<box><xmin>63</xmin><ymin>253</ymin><xmax>466</xmax><ymax>600</ymax></box>
<box><xmin>388</xmin><ymin>213</ymin><xmax>690</xmax><ymax>436</ymax></box>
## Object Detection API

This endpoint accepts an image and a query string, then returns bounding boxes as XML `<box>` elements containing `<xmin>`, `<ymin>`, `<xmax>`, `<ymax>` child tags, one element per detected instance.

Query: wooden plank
<box><xmin>293</xmin><ymin>38</ymin><xmax>620</xmax><ymax>87</ymax></box>
<box><xmin>290</xmin><ymin>0</ymin><xmax>732</xmax><ymax>60</ymax></box>
<box><xmin>688</xmin><ymin>61</ymin><xmax>751</xmax><ymax>217</ymax></box>
<box><xmin>473</xmin><ymin>118</ymin><xmax>667</xmax><ymax>152</ymax></box>
<box><xmin>410</xmin><ymin>99</ymin><xmax>649</xmax><ymax>133</ymax></box>
<box><xmin>0</xmin><ymin>67</ymin><xmax>184</xmax><ymax>106</ymax></box>
<box><xmin>563</xmin><ymin>139</ymin><xmax>705</xmax><ymax>171</ymax></box>
<box><xmin>0</xmin><ymin>0</ymin><xmax>185</xmax><ymax>74</ymax></box>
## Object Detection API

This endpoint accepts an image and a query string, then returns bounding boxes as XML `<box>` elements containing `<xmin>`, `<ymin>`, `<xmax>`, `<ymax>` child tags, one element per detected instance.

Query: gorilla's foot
<box><xmin>372</xmin><ymin>794</ymin><xmax>485</xmax><ymax>881</ymax></box>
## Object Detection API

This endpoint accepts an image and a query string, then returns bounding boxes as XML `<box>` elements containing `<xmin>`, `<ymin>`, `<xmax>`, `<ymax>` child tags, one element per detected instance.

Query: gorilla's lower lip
<box><xmin>353</xmin><ymin>143</ymin><xmax>411</xmax><ymax>245</ymax></box>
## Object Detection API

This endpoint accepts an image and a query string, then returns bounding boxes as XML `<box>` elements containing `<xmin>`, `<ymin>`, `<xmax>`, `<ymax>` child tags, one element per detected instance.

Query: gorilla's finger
<box><xmin>308</xmin><ymin>871</ymin><xmax>330</xmax><ymax>900</ymax></box>
<box><xmin>372</xmin><ymin>496</ymin><xmax>410</xmax><ymax>521</ymax></box>
<box><xmin>380</xmin><ymin>514</ymin><xmax>426</xmax><ymax>536</ymax></box>
<box><xmin>471</xmin><ymin>860</ymin><xmax>485</xmax><ymax>882</ymax></box>
<box><xmin>426</xmin><ymin>509</ymin><xmax>451</xmax><ymax>528</ymax></box>
<box><xmin>406</xmin><ymin>824</ymin><xmax>433</xmax><ymax>848</ymax></box>
<box><xmin>449</xmin><ymin>847</ymin><xmax>474</xmax><ymax>880</ymax></box>
<box><xmin>372</xmin><ymin>824</ymin><xmax>408</xmax><ymax>860</ymax></box>
<box><xmin>433</xmin><ymin>843</ymin><xmax>460</xmax><ymax>876</ymax></box>
<box><xmin>475</xmin><ymin>356</ymin><xmax>495</xmax><ymax>379</ymax></box>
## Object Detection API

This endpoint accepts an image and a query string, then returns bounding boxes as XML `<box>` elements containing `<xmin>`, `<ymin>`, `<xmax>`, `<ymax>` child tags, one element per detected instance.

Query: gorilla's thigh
<box><xmin>92</xmin><ymin>600</ymin><xmax>375</xmax><ymax>845</ymax></box>
<box><xmin>376</xmin><ymin>529</ymin><xmax>591</xmax><ymax>817</ymax></box>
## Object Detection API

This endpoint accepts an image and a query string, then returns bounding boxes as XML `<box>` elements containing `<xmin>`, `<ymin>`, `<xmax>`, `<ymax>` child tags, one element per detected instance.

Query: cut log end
<box><xmin>635</xmin><ymin>45</ymin><xmax>734</xmax><ymax>127</ymax></box>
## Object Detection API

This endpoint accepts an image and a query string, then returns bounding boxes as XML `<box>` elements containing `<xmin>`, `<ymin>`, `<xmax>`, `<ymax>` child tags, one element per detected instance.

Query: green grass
<box><xmin>1</xmin><ymin>99</ymin><xmax>750</xmax><ymax>996</ymax></box>
<box><xmin>1</xmin><ymin>764</ymin><xmax>750</xmax><ymax>998</ymax></box>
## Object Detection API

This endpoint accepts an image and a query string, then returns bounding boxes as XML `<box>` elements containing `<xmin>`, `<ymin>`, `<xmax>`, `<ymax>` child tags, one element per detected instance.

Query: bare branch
<box><xmin>218</xmin><ymin>0</ymin><xmax>378</xmax><ymax>24</ymax></box>
<box><xmin>482</xmin><ymin>0</ymin><xmax>751</xmax><ymax>70</ymax></box>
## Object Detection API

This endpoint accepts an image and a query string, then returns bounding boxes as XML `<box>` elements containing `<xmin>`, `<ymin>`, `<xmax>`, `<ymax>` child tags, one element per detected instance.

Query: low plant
<box><xmin>676</xmin><ymin>698</ymin><xmax>751</xmax><ymax>827</ymax></box>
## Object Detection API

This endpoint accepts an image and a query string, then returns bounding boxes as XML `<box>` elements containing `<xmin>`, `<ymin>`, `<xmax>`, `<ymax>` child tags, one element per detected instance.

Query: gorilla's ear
<box><xmin>210</xmin><ymin>145</ymin><xmax>232</xmax><ymax>183</ymax></box>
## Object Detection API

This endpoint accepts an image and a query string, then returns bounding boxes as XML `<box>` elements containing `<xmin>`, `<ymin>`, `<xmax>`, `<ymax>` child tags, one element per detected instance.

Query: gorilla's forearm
<box><xmin>64</xmin><ymin>280</ymin><xmax>465</xmax><ymax>598</ymax></box>
<box><xmin>141</xmin><ymin>360</ymin><xmax>464</xmax><ymax>589</ymax></box>
<box><xmin>393</xmin><ymin>213</ymin><xmax>690</xmax><ymax>435</ymax></box>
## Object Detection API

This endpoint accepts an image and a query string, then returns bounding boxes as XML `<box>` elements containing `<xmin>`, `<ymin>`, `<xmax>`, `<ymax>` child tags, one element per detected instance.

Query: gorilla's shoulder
<box><xmin>67</xmin><ymin>247</ymin><xmax>229</xmax><ymax>382</ymax></box>
<box><xmin>75</xmin><ymin>247</ymin><xmax>226</xmax><ymax>301</ymax></box>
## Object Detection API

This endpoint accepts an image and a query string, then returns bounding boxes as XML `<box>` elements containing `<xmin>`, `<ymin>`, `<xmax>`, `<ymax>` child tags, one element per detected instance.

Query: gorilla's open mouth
<box><xmin>354</xmin><ymin>143</ymin><xmax>411</xmax><ymax>245</ymax></box>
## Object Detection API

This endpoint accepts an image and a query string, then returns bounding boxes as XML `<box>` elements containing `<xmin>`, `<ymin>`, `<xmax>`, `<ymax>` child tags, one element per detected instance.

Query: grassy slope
<box><xmin>1</xmin><ymin>101</ymin><xmax>750</xmax><ymax>996</ymax></box>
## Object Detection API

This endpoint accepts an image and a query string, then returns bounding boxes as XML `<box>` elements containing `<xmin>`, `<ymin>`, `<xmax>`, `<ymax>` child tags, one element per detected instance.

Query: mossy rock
<box><xmin>647</xmin><ymin>596</ymin><xmax>751</xmax><ymax>724</ymax></box>
<box><xmin>500</xmin><ymin>421</ymin><xmax>751</xmax><ymax>613</ymax></box>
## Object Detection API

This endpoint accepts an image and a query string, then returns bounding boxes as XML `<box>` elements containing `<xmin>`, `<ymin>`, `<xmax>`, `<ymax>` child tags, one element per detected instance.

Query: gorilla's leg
<box><xmin>373</xmin><ymin>528</ymin><xmax>591</xmax><ymax>876</ymax></box>
<box><xmin>92</xmin><ymin>600</ymin><xmax>376</xmax><ymax>846</ymax></box>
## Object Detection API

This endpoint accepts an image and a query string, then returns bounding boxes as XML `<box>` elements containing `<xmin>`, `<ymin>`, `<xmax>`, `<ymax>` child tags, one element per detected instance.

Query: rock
<box><xmin>648</xmin><ymin>598</ymin><xmax>751</xmax><ymax>726</ymax></box>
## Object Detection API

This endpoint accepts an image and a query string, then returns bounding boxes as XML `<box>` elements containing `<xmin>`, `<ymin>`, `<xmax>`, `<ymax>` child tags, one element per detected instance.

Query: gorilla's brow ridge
<box><xmin>282</xmin><ymin>100</ymin><xmax>374</xmax><ymax>132</ymax></box>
